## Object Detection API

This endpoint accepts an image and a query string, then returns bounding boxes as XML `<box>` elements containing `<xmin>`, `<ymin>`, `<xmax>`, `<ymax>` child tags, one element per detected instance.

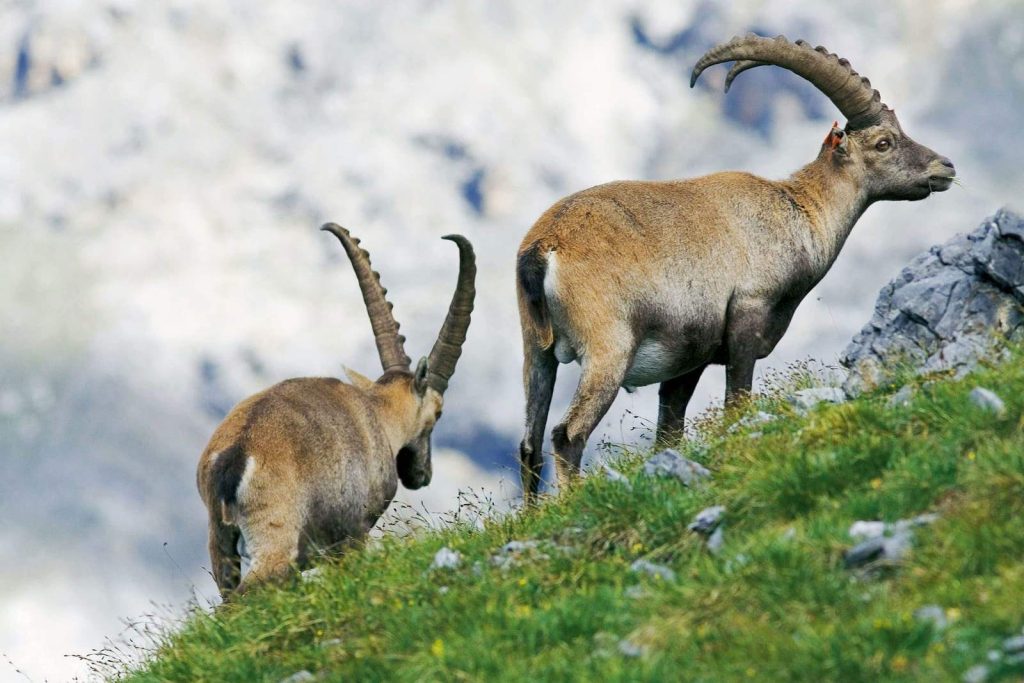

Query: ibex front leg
<box><xmin>519</xmin><ymin>343</ymin><xmax>558</xmax><ymax>503</ymax></box>
<box><xmin>657</xmin><ymin>364</ymin><xmax>707</xmax><ymax>443</ymax></box>
<box><xmin>724</xmin><ymin>300</ymin><xmax>770</xmax><ymax>408</ymax></box>
<box><xmin>551</xmin><ymin>344</ymin><xmax>632</xmax><ymax>488</ymax></box>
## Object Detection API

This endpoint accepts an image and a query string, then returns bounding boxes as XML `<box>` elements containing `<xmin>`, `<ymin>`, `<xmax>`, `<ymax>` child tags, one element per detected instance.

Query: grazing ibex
<box><xmin>197</xmin><ymin>224</ymin><xmax>475</xmax><ymax>597</ymax></box>
<box><xmin>516</xmin><ymin>34</ymin><xmax>956</xmax><ymax>500</ymax></box>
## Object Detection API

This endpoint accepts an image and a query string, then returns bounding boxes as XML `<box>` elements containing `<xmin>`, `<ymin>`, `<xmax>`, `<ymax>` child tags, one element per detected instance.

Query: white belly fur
<box><xmin>623</xmin><ymin>338</ymin><xmax>675</xmax><ymax>389</ymax></box>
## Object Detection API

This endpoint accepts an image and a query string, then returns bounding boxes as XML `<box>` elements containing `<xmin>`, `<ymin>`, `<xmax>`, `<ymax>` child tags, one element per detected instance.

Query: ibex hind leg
<box><xmin>234</xmin><ymin>503</ymin><xmax>303</xmax><ymax>596</ymax></box>
<box><xmin>519</xmin><ymin>343</ymin><xmax>558</xmax><ymax>504</ymax></box>
<box><xmin>551</xmin><ymin>347</ymin><xmax>631</xmax><ymax>488</ymax></box>
<box><xmin>208</xmin><ymin>518</ymin><xmax>241</xmax><ymax>599</ymax></box>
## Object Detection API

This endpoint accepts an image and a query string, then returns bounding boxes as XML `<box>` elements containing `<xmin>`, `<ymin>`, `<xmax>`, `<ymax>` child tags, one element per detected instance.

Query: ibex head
<box><xmin>692</xmin><ymin>34</ymin><xmax>956</xmax><ymax>202</ymax></box>
<box><xmin>321</xmin><ymin>223</ymin><xmax>476</xmax><ymax>490</ymax></box>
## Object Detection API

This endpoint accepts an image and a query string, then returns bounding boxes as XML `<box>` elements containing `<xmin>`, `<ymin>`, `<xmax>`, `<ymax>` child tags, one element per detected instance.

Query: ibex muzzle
<box><xmin>516</xmin><ymin>34</ymin><xmax>954</xmax><ymax>502</ymax></box>
<box><xmin>197</xmin><ymin>225</ymin><xmax>475</xmax><ymax>597</ymax></box>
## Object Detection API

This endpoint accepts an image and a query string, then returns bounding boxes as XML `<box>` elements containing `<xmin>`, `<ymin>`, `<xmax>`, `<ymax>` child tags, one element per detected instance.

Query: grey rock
<box><xmin>962</xmin><ymin>664</ymin><xmax>989</xmax><ymax>683</ymax></box>
<box><xmin>706</xmin><ymin>526</ymin><xmax>725</xmax><ymax>555</ymax></box>
<box><xmin>430</xmin><ymin>547</ymin><xmax>461</xmax><ymax>570</ymax></box>
<box><xmin>642</xmin><ymin>449</ymin><xmax>711</xmax><ymax>486</ymax></box>
<box><xmin>788</xmin><ymin>387</ymin><xmax>846</xmax><ymax>413</ymax></box>
<box><xmin>688</xmin><ymin>506</ymin><xmax>725</xmax><ymax>535</ymax></box>
<box><xmin>987</xmin><ymin>650</ymin><xmax>1003</xmax><ymax>662</ymax></box>
<box><xmin>849</xmin><ymin>521</ymin><xmax>887</xmax><ymax>540</ymax></box>
<box><xmin>1003</xmin><ymin>634</ymin><xmax>1024</xmax><ymax>654</ymax></box>
<box><xmin>630</xmin><ymin>559</ymin><xmax>676</xmax><ymax>581</ymax></box>
<box><xmin>727</xmin><ymin>410</ymin><xmax>776</xmax><ymax>433</ymax></box>
<box><xmin>887</xmin><ymin>384</ymin><xmax>915</xmax><ymax>408</ymax></box>
<box><xmin>319</xmin><ymin>638</ymin><xmax>343</xmax><ymax>649</ymax></box>
<box><xmin>279</xmin><ymin>672</ymin><xmax>316</xmax><ymax>683</ymax></box>
<box><xmin>300</xmin><ymin>567</ymin><xmax>323</xmax><ymax>582</ymax></box>
<box><xmin>843</xmin><ymin>208</ymin><xmax>1024</xmax><ymax>396</ymax></box>
<box><xmin>490</xmin><ymin>540</ymin><xmax>547</xmax><ymax>570</ymax></box>
<box><xmin>624</xmin><ymin>585</ymin><xmax>648</xmax><ymax>599</ymax></box>
<box><xmin>601</xmin><ymin>464</ymin><xmax>632</xmax><ymax>489</ymax></box>
<box><xmin>618</xmin><ymin>639</ymin><xmax>647</xmax><ymax>657</ymax></box>
<box><xmin>969</xmin><ymin>387</ymin><xmax>1007</xmax><ymax>416</ymax></box>
<box><xmin>913</xmin><ymin>604</ymin><xmax>948</xmax><ymax>631</ymax></box>
<box><xmin>843</xmin><ymin>529</ymin><xmax>913</xmax><ymax>568</ymax></box>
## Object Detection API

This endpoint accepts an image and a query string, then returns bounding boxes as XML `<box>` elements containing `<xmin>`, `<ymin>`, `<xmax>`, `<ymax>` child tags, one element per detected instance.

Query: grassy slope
<box><xmin>121</xmin><ymin>351</ymin><xmax>1024</xmax><ymax>682</ymax></box>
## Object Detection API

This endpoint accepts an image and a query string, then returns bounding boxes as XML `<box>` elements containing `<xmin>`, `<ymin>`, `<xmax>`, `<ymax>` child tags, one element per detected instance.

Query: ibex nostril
<box><xmin>940</xmin><ymin>157</ymin><xmax>955</xmax><ymax>169</ymax></box>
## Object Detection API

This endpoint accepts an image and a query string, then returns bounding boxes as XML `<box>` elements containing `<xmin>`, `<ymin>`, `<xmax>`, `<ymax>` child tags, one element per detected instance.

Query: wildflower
<box><xmin>431</xmin><ymin>639</ymin><xmax>445</xmax><ymax>657</ymax></box>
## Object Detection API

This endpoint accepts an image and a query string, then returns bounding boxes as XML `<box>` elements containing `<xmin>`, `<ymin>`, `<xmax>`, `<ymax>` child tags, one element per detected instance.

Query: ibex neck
<box><xmin>784</xmin><ymin>154</ymin><xmax>869</xmax><ymax>277</ymax></box>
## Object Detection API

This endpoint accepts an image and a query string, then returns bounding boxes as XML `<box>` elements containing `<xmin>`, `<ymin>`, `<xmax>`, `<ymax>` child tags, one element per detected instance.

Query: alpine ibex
<box><xmin>516</xmin><ymin>34</ymin><xmax>956</xmax><ymax>500</ymax></box>
<box><xmin>197</xmin><ymin>224</ymin><xmax>475</xmax><ymax>597</ymax></box>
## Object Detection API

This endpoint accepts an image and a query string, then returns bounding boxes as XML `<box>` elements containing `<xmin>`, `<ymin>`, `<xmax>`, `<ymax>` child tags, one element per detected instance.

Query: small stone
<box><xmin>501</xmin><ymin>540</ymin><xmax>540</xmax><ymax>554</ymax></box>
<box><xmin>787</xmin><ymin>387</ymin><xmax>846</xmax><ymax>413</ymax></box>
<box><xmin>642</xmin><ymin>449</ymin><xmax>711</xmax><ymax>486</ymax></box>
<box><xmin>913</xmin><ymin>605</ymin><xmax>947</xmax><ymax>631</ymax></box>
<box><xmin>438</xmin><ymin>586</ymin><xmax>450</xmax><ymax>595</ymax></box>
<box><xmin>618</xmin><ymin>639</ymin><xmax>646</xmax><ymax>657</ymax></box>
<box><xmin>887</xmin><ymin>384</ymin><xmax>914</xmax><ymax>408</ymax></box>
<box><xmin>844</xmin><ymin>529</ymin><xmax>913</xmax><ymax>568</ymax></box>
<box><xmin>624</xmin><ymin>585</ymin><xmax>647</xmax><ymax>599</ymax></box>
<box><xmin>986</xmin><ymin>650</ymin><xmax>1002</xmax><ymax>662</ymax></box>
<box><xmin>727</xmin><ymin>411</ymin><xmax>776</xmax><ymax>433</ymax></box>
<box><xmin>602</xmin><ymin>464</ymin><xmax>631</xmax><ymax>489</ymax></box>
<box><xmin>849</xmin><ymin>521</ymin><xmax>887</xmax><ymax>540</ymax></box>
<box><xmin>430</xmin><ymin>547</ymin><xmax>461</xmax><ymax>570</ymax></box>
<box><xmin>279</xmin><ymin>672</ymin><xmax>316</xmax><ymax>683</ymax></box>
<box><xmin>1005</xmin><ymin>652</ymin><xmax>1024</xmax><ymax>666</ymax></box>
<box><xmin>1003</xmin><ymin>634</ymin><xmax>1024</xmax><ymax>654</ymax></box>
<box><xmin>319</xmin><ymin>638</ymin><xmax>343</xmax><ymax>649</ymax></box>
<box><xmin>962</xmin><ymin>664</ymin><xmax>989</xmax><ymax>683</ymax></box>
<box><xmin>706</xmin><ymin>526</ymin><xmax>725</xmax><ymax>555</ymax></box>
<box><xmin>300</xmin><ymin>567</ymin><xmax>323</xmax><ymax>582</ymax></box>
<box><xmin>630</xmin><ymin>559</ymin><xmax>676</xmax><ymax>581</ymax></box>
<box><xmin>969</xmin><ymin>387</ymin><xmax>1006</xmax><ymax>416</ymax></box>
<box><xmin>688</xmin><ymin>506</ymin><xmax>725</xmax><ymax>535</ymax></box>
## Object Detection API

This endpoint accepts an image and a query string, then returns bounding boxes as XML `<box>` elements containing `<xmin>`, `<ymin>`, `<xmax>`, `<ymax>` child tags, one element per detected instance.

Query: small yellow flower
<box><xmin>746</xmin><ymin>668</ymin><xmax>757</xmax><ymax>678</ymax></box>
<box><xmin>891</xmin><ymin>655</ymin><xmax>908</xmax><ymax>672</ymax></box>
<box><xmin>431</xmin><ymin>638</ymin><xmax>445</xmax><ymax>657</ymax></box>
<box><xmin>967</xmin><ymin>450</ymin><xmax>976</xmax><ymax>461</ymax></box>
<box><xmin>946</xmin><ymin>607</ymin><xmax>962</xmax><ymax>622</ymax></box>
<box><xmin>514</xmin><ymin>604</ymin><xmax>533</xmax><ymax>618</ymax></box>
<box><xmin>518</xmin><ymin>577</ymin><xmax>528</xmax><ymax>587</ymax></box>
<box><xmin>631</xmin><ymin>542</ymin><xmax>644</xmax><ymax>553</ymax></box>
<box><xmin>870</xmin><ymin>477</ymin><xmax>883</xmax><ymax>490</ymax></box>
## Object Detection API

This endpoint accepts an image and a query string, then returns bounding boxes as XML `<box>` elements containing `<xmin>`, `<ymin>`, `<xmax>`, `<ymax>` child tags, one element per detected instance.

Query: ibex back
<box><xmin>197</xmin><ymin>224</ymin><xmax>475</xmax><ymax>597</ymax></box>
<box><xmin>516</xmin><ymin>34</ymin><xmax>955</xmax><ymax>501</ymax></box>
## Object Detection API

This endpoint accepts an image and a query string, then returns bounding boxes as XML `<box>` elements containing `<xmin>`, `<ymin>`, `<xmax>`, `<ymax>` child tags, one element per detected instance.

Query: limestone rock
<box><xmin>843</xmin><ymin>209</ymin><xmax>1024</xmax><ymax>396</ymax></box>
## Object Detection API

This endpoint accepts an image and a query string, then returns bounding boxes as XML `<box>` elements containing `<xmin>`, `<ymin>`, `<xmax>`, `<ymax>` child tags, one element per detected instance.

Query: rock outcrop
<box><xmin>842</xmin><ymin>208</ymin><xmax>1024</xmax><ymax>396</ymax></box>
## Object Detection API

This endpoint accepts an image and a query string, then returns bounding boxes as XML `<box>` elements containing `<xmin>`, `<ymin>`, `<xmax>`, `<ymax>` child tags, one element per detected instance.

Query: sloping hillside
<box><xmin>111</xmin><ymin>348</ymin><xmax>1024</xmax><ymax>682</ymax></box>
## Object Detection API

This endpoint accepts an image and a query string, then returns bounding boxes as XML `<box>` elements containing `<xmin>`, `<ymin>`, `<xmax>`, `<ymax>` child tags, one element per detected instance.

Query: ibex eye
<box><xmin>875</xmin><ymin>139</ymin><xmax>891</xmax><ymax>151</ymax></box>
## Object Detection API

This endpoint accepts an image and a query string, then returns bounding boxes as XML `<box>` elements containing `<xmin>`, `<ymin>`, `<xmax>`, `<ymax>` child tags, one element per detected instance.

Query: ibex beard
<box><xmin>516</xmin><ymin>34</ymin><xmax>955</xmax><ymax>502</ymax></box>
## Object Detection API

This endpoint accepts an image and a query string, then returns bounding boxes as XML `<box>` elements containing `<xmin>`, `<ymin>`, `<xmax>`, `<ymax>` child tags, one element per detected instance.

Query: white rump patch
<box><xmin>544</xmin><ymin>251</ymin><xmax>578</xmax><ymax>364</ymax></box>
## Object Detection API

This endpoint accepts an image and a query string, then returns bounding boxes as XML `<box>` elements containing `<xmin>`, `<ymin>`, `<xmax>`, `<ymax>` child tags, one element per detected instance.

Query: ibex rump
<box><xmin>197</xmin><ymin>224</ymin><xmax>475</xmax><ymax>597</ymax></box>
<box><xmin>516</xmin><ymin>35</ymin><xmax>955</xmax><ymax>500</ymax></box>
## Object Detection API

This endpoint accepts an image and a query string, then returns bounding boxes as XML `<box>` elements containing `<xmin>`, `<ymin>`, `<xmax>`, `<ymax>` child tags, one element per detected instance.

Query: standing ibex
<box><xmin>197</xmin><ymin>224</ymin><xmax>475</xmax><ymax>597</ymax></box>
<box><xmin>516</xmin><ymin>34</ymin><xmax>956</xmax><ymax>500</ymax></box>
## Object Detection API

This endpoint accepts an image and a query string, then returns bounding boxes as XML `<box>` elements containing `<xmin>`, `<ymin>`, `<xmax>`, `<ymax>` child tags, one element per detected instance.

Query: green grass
<box><xmin>112</xmin><ymin>349</ymin><xmax>1024</xmax><ymax>682</ymax></box>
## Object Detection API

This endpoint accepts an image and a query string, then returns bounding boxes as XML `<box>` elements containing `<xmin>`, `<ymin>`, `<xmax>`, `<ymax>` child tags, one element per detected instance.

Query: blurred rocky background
<box><xmin>1</xmin><ymin>1</ymin><xmax>1021</xmax><ymax>679</ymax></box>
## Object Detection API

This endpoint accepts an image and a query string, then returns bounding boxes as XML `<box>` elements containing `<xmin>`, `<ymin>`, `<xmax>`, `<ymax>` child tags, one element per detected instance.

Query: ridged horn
<box><xmin>425</xmin><ymin>234</ymin><xmax>476</xmax><ymax>395</ymax></box>
<box><xmin>691</xmin><ymin>34</ymin><xmax>886</xmax><ymax>129</ymax></box>
<box><xmin>321</xmin><ymin>223</ymin><xmax>411</xmax><ymax>374</ymax></box>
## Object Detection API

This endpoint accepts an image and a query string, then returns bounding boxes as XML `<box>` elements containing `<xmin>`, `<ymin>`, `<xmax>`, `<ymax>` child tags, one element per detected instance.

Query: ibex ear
<box><xmin>414</xmin><ymin>357</ymin><xmax>429</xmax><ymax>396</ymax></box>
<box><xmin>824</xmin><ymin>120</ymin><xmax>848</xmax><ymax>155</ymax></box>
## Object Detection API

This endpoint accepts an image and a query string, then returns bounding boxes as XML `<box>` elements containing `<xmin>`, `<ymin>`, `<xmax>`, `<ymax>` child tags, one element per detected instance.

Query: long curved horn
<box><xmin>321</xmin><ymin>223</ymin><xmax>411</xmax><ymax>373</ymax></box>
<box><xmin>691</xmin><ymin>34</ymin><xmax>885</xmax><ymax>129</ymax></box>
<box><xmin>425</xmin><ymin>234</ymin><xmax>476</xmax><ymax>395</ymax></box>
